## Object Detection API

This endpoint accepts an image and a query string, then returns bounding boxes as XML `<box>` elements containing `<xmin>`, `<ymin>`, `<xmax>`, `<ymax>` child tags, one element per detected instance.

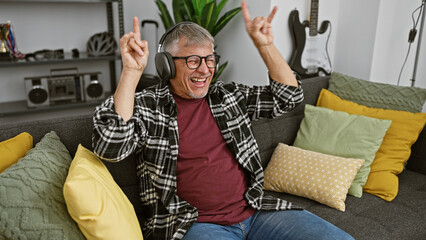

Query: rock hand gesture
<box><xmin>241</xmin><ymin>0</ymin><xmax>277</xmax><ymax>49</ymax></box>
<box><xmin>241</xmin><ymin>0</ymin><xmax>298</xmax><ymax>87</ymax></box>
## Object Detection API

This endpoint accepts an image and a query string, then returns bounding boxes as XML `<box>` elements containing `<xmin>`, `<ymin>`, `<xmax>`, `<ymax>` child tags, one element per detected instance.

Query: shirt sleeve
<box><xmin>92</xmin><ymin>96</ymin><xmax>146</xmax><ymax>162</ymax></box>
<box><xmin>235</xmin><ymin>76</ymin><xmax>304</xmax><ymax>121</ymax></box>
<box><xmin>269</xmin><ymin>77</ymin><xmax>304</xmax><ymax>115</ymax></box>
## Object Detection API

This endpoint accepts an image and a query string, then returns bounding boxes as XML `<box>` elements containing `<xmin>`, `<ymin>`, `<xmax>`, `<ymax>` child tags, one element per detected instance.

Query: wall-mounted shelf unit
<box><xmin>0</xmin><ymin>0</ymin><xmax>124</xmax><ymax>117</ymax></box>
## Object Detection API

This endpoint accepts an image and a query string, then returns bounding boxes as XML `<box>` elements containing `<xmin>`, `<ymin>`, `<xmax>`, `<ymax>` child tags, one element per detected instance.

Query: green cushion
<box><xmin>293</xmin><ymin>105</ymin><xmax>391</xmax><ymax>197</ymax></box>
<box><xmin>328</xmin><ymin>72</ymin><xmax>426</xmax><ymax>113</ymax></box>
<box><xmin>0</xmin><ymin>131</ymin><xmax>85</xmax><ymax>240</ymax></box>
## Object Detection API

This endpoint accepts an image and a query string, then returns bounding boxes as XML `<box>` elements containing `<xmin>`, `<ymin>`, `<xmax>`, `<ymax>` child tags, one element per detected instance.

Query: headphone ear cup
<box><xmin>213</xmin><ymin>55</ymin><xmax>220</xmax><ymax>77</ymax></box>
<box><xmin>214</xmin><ymin>62</ymin><xmax>219</xmax><ymax>77</ymax></box>
<box><xmin>155</xmin><ymin>52</ymin><xmax>175</xmax><ymax>80</ymax></box>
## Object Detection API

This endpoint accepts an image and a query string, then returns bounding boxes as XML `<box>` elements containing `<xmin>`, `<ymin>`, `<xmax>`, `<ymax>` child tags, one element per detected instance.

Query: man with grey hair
<box><xmin>92</xmin><ymin>1</ymin><xmax>354</xmax><ymax>240</ymax></box>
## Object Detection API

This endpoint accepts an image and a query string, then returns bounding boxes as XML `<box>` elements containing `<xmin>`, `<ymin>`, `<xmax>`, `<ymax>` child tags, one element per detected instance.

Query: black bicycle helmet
<box><xmin>86</xmin><ymin>32</ymin><xmax>117</xmax><ymax>57</ymax></box>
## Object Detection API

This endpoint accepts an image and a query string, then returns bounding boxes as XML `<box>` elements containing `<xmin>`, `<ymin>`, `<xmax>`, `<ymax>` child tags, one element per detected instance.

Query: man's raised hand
<box><xmin>120</xmin><ymin>16</ymin><xmax>149</xmax><ymax>73</ymax></box>
<box><xmin>241</xmin><ymin>0</ymin><xmax>277</xmax><ymax>48</ymax></box>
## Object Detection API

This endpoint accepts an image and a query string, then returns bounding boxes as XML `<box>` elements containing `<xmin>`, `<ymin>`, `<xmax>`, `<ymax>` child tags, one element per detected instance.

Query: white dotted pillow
<box><xmin>264</xmin><ymin>143</ymin><xmax>364</xmax><ymax>211</ymax></box>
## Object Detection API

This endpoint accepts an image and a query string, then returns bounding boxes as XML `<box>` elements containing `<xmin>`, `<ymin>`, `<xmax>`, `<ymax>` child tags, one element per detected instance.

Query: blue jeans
<box><xmin>182</xmin><ymin>210</ymin><xmax>354</xmax><ymax>240</ymax></box>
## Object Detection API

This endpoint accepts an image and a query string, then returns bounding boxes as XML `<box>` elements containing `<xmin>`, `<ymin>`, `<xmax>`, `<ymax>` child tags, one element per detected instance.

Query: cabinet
<box><xmin>0</xmin><ymin>0</ymin><xmax>124</xmax><ymax>116</ymax></box>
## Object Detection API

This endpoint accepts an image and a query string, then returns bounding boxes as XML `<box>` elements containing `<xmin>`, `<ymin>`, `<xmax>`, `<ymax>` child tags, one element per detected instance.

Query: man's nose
<box><xmin>197</xmin><ymin>59</ymin><xmax>210</xmax><ymax>73</ymax></box>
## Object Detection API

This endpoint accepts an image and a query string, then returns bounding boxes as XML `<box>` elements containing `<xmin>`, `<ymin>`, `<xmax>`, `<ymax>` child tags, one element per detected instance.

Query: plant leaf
<box><xmin>216</xmin><ymin>0</ymin><xmax>228</xmax><ymax>15</ymax></box>
<box><xmin>192</xmin><ymin>0</ymin><xmax>202</xmax><ymax>17</ymax></box>
<box><xmin>207</xmin><ymin>1</ymin><xmax>219</xmax><ymax>32</ymax></box>
<box><xmin>201</xmin><ymin>2</ymin><xmax>216</xmax><ymax>30</ymax></box>
<box><xmin>173</xmin><ymin>0</ymin><xmax>184</xmax><ymax>23</ymax></box>
<box><xmin>156</xmin><ymin>0</ymin><xmax>175</xmax><ymax>29</ymax></box>
<box><xmin>192</xmin><ymin>15</ymin><xmax>202</xmax><ymax>26</ymax></box>
<box><xmin>183</xmin><ymin>0</ymin><xmax>194</xmax><ymax>21</ymax></box>
<box><xmin>213</xmin><ymin>7</ymin><xmax>241</xmax><ymax>36</ymax></box>
<box><xmin>212</xmin><ymin>61</ymin><xmax>228</xmax><ymax>82</ymax></box>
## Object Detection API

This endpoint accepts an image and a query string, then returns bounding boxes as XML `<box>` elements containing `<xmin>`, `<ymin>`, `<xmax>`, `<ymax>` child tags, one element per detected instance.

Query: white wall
<box><xmin>332</xmin><ymin>0</ymin><xmax>381</xmax><ymax>80</ymax></box>
<box><xmin>371</xmin><ymin>0</ymin><xmax>426</xmax><ymax>89</ymax></box>
<box><xmin>1</xmin><ymin>0</ymin><xmax>425</xmax><ymax>106</ymax></box>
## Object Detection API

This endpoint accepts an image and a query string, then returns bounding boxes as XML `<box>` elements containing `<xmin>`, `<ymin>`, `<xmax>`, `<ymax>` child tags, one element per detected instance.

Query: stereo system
<box><xmin>24</xmin><ymin>68</ymin><xmax>105</xmax><ymax>108</ymax></box>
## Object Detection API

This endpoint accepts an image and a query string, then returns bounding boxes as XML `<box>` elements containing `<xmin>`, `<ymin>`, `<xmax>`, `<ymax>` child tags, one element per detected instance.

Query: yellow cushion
<box><xmin>0</xmin><ymin>132</ymin><xmax>33</xmax><ymax>173</ymax></box>
<box><xmin>264</xmin><ymin>143</ymin><xmax>364</xmax><ymax>211</ymax></box>
<box><xmin>317</xmin><ymin>89</ymin><xmax>426</xmax><ymax>201</ymax></box>
<box><xmin>63</xmin><ymin>145</ymin><xmax>143</xmax><ymax>240</ymax></box>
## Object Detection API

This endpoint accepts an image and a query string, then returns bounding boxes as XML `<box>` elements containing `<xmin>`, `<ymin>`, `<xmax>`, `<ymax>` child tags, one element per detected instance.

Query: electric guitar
<box><xmin>289</xmin><ymin>0</ymin><xmax>332</xmax><ymax>78</ymax></box>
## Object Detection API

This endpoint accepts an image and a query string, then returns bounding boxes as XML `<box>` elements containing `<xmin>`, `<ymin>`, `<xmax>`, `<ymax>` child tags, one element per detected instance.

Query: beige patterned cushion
<box><xmin>264</xmin><ymin>143</ymin><xmax>364</xmax><ymax>211</ymax></box>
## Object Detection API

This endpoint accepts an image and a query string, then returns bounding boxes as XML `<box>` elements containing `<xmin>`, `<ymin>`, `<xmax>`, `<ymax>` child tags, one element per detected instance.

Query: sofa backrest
<box><xmin>0</xmin><ymin>114</ymin><xmax>94</xmax><ymax>156</ymax></box>
<box><xmin>252</xmin><ymin>76</ymin><xmax>329</xmax><ymax>168</ymax></box>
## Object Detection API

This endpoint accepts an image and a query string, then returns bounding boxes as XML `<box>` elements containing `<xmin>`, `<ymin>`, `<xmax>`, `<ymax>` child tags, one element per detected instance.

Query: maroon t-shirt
<box><xmin>173</xmin><ymin>94</ymin><xmax>255</xmax><ymax>225</ymax></box>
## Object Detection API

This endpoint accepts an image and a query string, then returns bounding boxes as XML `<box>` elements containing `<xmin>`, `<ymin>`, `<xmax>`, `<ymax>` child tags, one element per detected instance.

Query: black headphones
<box><xmin>155</xmin><ymin>21</ymin><xmax>219</xmax><ymax>81</ymax></box>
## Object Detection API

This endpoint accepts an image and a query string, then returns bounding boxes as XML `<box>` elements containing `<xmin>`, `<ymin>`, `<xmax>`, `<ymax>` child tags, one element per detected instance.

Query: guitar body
<box><xmin>289</xmin><ymin>10</ymin><xmax>332</xmax><ymax>78</ymax></box>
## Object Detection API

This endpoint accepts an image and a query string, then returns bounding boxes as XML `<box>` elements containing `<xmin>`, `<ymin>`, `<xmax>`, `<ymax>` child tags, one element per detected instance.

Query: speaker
<box><xmin>25</xmin><ymin>77</ymin><xmax>49</xmax><ymax>108</ymax></box>
<box><xmin>83</xmin><ymin>72</ymin><xmax>104</xmax><ymax>101</ymax></box>
<box><xmin>155</xmin><ymin>21</ymin><xmax>219</xmax><ymax>81</ymax></box>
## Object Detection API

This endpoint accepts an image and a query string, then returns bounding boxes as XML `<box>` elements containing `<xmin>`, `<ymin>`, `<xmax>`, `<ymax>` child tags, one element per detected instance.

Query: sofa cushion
<box><xmin>265</xmin><ymin>169</ymin><xmax>426</xmax><ymax>240</ymax></box>
<box><xmin>317</xmin><ymin>89</ymin><xmax>426</xmax><ymax>201</ymax></box>
<box><xmin>0</xmin><ymin>132</ymin><xmax>33</xmax><ymax>173</ymax></box>
<box><xmin>293</xmin><ymin>104</ymin><xmax>391</xmax><ymax>197</ymax></box>
<box><xmin>63</xmin><ymin>145</ymin><xmax>143</xmax><ymax>240</ymax></box>
<box><xmin>0</xmin><ymin>131</ymin><xmax>84</xmax><ymax>240</ymax></box>
<box><xmin>252</xmin><ymin>76</ymin><xmax>330</xmax><ymax>169</ymax></box>
<box><xmin>264</xmin><ymin>143</ymin><xmax>364</xmax><ymax>211</ymax></box>
<box><xmin>328</xmin><ymin>72</ymin><xmax>426</xmax><ymax>113</ymax></box>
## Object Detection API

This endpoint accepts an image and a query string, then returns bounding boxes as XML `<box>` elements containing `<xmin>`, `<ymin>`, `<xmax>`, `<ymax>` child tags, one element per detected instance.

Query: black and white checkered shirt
<box><xmin>92</xmin><ymin>78</ymin><xmax>304</xmax><ymax>240</ymax></box>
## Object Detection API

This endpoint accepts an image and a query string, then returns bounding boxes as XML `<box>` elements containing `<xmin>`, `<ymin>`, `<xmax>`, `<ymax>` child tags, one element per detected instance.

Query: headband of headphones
<box><xmin>157</xmin><ymin>21</ymin><xmax>195</xmax><ymax>53</ymax></box>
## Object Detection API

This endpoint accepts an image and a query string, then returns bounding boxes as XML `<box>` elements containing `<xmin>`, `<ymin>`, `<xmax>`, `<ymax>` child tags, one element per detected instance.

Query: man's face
<box><xmin>169</xmin><ymin>38</ymin><xmax>215</xmax><ymax>99</ymax></box>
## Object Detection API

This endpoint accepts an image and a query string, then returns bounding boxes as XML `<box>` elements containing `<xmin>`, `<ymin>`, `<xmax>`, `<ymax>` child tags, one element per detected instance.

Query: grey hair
<box><xmin>163</xmin><ymin>22</ymin><xmax>214</xmax><ymax>54</ymax></box>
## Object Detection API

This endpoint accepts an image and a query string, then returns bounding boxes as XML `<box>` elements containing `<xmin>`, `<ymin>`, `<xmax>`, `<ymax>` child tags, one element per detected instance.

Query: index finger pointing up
<box><xmin>133</xmin><ymin>16</ymin><xmax>141</xmax><ymax>41</ymax></box>
<box><xmin>241</xmin><ymin>0</ymin><xmax>252</xmax><ymax>25</ymax></box>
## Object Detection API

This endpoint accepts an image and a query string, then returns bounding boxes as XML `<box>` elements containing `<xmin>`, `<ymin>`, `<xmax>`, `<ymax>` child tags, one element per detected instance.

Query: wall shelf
<box><xmin>0</xmin><ymin>52</ymin><xmax>120</xmax><ymax>67</ymax></box>
<box><xmin>0</xmin><ymin>0</ymin><xmax>123</xmax><ymax>117</ymax></box>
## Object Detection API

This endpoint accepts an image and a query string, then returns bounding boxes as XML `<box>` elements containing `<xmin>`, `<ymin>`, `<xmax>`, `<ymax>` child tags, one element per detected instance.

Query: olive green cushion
<box><xmin>0</xmin><ymin>131</ymin><xmax>84</xmax><ymax>240</ymax></box>
<box><xmin>293</xmin><ymin>105</ymin><xmax>391</xmax><ymax>198</ymax></box>
<box><xmin>328</xmin><ymin>72</ymin><xmax>426</xmax><ymax>113</ymax></box>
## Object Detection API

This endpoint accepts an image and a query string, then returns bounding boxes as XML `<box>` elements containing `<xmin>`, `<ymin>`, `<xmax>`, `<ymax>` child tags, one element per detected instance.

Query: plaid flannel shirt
<box><xmin>92</xmin><ymin>78</ymin><xmax>304</xmax><ymax>240</ymax></box>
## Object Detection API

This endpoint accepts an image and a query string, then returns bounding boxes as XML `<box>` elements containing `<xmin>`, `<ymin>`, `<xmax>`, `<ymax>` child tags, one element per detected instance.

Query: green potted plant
<box><xmin>155</xmin><ymin>0</ymin><xmax>241</xmax><ymax>81</ymax></box>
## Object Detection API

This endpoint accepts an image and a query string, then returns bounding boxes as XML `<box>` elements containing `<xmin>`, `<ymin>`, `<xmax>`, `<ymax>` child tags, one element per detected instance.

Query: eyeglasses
<box><xmin>172</xmin><ymin>54</ymin><xmax>220</xmax><ymax>69</ymax></box>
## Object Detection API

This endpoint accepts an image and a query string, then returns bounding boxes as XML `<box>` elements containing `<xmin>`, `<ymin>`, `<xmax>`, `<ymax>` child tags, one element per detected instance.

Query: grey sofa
<box><xmin>1</xmin><ymin>76</ymin><xmax>425</xmax><ymax>240</ymax></box>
